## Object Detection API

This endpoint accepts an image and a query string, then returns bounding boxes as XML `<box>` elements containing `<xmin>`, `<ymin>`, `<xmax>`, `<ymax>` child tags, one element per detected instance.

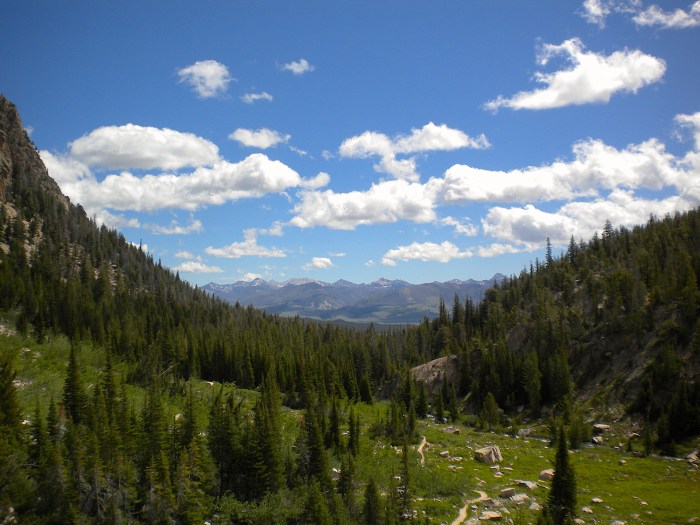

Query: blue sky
<box><xmin>2</xmin><ymin>1</ymin><xmax>700</xmax><ymax>286</ymax></box>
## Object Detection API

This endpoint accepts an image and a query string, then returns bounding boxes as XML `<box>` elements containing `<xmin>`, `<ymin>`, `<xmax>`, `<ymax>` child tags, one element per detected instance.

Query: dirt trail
<box><xmin>417</xmin><ymin>435</ymin><xmax>428</xmax><ymax>466</ymax></box>
<box><xmin>449</xmin><ymin>490</ymin><xmax>488</xmax><ymax>525</ymax></box>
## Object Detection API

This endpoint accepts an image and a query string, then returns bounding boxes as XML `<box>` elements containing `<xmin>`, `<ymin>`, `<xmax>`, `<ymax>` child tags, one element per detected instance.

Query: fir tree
<box><xmin>62</xmin><ymin>341</ymin><xmax>88</xmax><ymax>425</ymax></box>
<box><xmin>363</xmin><ymin>477</ymin><xmax>382</xmax><ymax>525</ymax></box>
<box><xmin>547</xmin><ymin>423</ymin><xmax>577</xmax><ymax>525</ymax></box>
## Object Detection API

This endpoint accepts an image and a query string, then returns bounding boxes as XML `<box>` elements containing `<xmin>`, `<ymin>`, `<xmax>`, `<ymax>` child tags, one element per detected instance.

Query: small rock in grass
<box><xmin>592</xmin><ymin>497</ymin><xmax>604</xmax><ymax>504</ymax></box>
<box><xmin>510</xmin><ymin>493</ymin><xmax>529</xmax><ymax>504</ymax></box>
<box><xmin>538</xmin><ymin>469</ymin><xmax>554</xmax><ymax>481</ymax></box>
<box><xmin>499</xmin><ymin>488</ymin><xmax>515</xmax><ymax>498</ymax></box>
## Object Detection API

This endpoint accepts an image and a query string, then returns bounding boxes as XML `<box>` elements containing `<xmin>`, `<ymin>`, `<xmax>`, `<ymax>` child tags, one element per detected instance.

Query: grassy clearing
<box><xmin>3</xmin><ymin>328</ymin><xmax>699</xmax><ymax>524</ymax></box>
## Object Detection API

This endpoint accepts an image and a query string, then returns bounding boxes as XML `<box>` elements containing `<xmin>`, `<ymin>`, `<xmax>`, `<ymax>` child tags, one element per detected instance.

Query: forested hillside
<box><xmin>1</xmin><ymin>95</ymin><xmax>699</xmax><ymax>523</ymax></box>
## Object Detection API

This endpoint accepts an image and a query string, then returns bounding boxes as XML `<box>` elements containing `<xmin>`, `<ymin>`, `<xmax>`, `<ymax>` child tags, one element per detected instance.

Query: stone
<box><xmin>515</xmin><ymin>480</ymin><xmax>537</xmax><ymax>490</ymax></box>
<box><xmin>610</xmin><ymin>521</ymin><xmax>626</xmax><ymax>525</ymax></box>
<box><xmin>591</xmin><ymin>497</ymin><xmax>604</xmax><ymax>504</ymax></box>
<box><xmin>529</xmin><ymin>502</ymin><xmax>542</xmax><ymax>511</ymax></box>
<box><xmin>592</xmin><ymin>435</ymin><xmax>604</xmax><ymax>445</ymax></box>
<box><xmin>582</xmin><ymin>506</ymin><xmax>593</xmax><ymax>514</ymax></box>
<box><xmin>479</xmin><ymin>510</ymin><xmax>502</xmax><ymax>521</ymax></box>
<box><xmin>538</xmin><ymin>469</ymin><xmax>555</xmax><ymax>481</ymax></box>
<box><xmin>619</xmin><ymin>459</ymin><xmax>626</xmax><ymax>465</ymax></box>
<box><xmin>593</xmin><ymin>423</ymin><xmax>611</xmax><ymax>433</ymax></box>
<box><xmin>490</xmin><ymin>465</ymin><xmax>500</xmax><ymax>472</ymax></box>
<box><xmin>499</xmin><ymin>488</ymin><xmax>516</xmax><ymax>498</ymax></box>
<box><xmin>439</xmin><ymin>450</ymin><xmax>450</xmax><ymax>458</ymax></box>
<box><xmin>510</xmin><ymin>493</ymin><xmax>529</xmax><ymax>504</ymax></box>
<box><xmin>475</xmin><ymin>445</ymin><xmax>502</xmax><ymax>465</ymax></box>
<box><xmin>444</xmin><ymin>426</ymin><xmax>461</xmax><ymax>434</ymax></box>
<box><xmin>574</xmin><ymin>519</ymin><xmax>585</xmax><ymax>525</ymax></box>
<box><xmin>493</xmin><ymin>471</ymin><xmax>504</xmax><ymax>478</ymax></box>
<box><xmin>517</xmin><ymin>427</ymin><xmax>535</xmax><ymax>438</ymax></box>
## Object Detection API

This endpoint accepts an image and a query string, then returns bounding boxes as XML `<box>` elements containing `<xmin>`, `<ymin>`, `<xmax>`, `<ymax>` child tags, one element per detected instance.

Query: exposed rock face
<box><xmin>0</xmin><ymin>96</ymin><xmax>67</xmax><ymax>207</ymax></box>
<box><xmin>474</xmin><ymin>445</ymin><xmax>502</xmax><ymax>464</ymax></box>
<box><xmin>410</xmin><ymin>354</ymin><xmax>461</xmax><ymax>396</ymax></box>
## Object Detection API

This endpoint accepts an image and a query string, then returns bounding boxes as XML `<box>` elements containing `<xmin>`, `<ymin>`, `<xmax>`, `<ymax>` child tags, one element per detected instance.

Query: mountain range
<box><xmin>201</xmin><ymin>275</ymin><xmax>504</xmax><ymax>324</ymax></box>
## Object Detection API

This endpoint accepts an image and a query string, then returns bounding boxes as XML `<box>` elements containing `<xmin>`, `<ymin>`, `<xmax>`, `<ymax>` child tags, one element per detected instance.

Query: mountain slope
<box><xmin>202</xmin><ymin>275</ymin><xmax>503</xmax><ymax>323</ymax></box>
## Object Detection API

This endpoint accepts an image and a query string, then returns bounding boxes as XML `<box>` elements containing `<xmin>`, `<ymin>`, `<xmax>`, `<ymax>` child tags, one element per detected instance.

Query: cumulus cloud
<box><xmin>580</xmin><ymin>0</ymin><xmax>700</xmax><ymax>29</ymax></box>
<box><xmin>634</xmin><ymin>1</ymin><xmax>700</xmax><ymax>28</ymax></box>
<box><xmin>339</xmin><ymin>122</ymin><xmax>490</xmax><ymax>181</ymax></box>
<box><xmin>484</xmin><ymin>38</ymin><xmax>665</xmax><ymax>111</ymax></box>
<box><xmin>68</xmin><ymin>124</ymin><xmax>220</xmax><ymax>170</ymax></box>
<box><xmin>229</xmin><ymin>128</ymin><xmax>291</xmax><ymax>149</ymax></box>
<box><xmin>175</xmin><ymin>250</ymin><xmax>196</xmax><ymax>259</ymax></box>
<box><xmin>303</xmin><ymin>257</ymin><xmax>334</xmax><ymax>270</ymax></box>
<box><xmin>241</xmin><ymin>91</ymin><xmax>273</xmax><ymax>104</ymax></box>
<box><xmin>290</xmin><ymin>179</ymin><xmax>440</xmax><ymax>230</ymax></box>
<box><xmin>440</xmin><ymin>137</ymin><xmax>680</xmax><ymax>203</ymax></box>
<box><xmin>42</xmin><ymin>150</ymin><xmax>325</xmax><ymax>217</ymax></box>
<box><xmin>205</xmin><ymin>228</ymin><xmax>286</xmax><ymax>259</ymax></box>
<box><xmin>281</xmin><ymin>58</ymin><xmax>315</xmax><ymax>75</ymax></box>
<box><xmin>381</xmin><ymin>241</ymin><xmax>473</xmax><ymax>266</ymax></box>
<box><xmin>173</xmin><ymin>260</ymin><xmax>224</xmax><ymax>274</ymax></box>
<box><xmin>177</xmin><ymin>59</ymin><xmax>233</xmax><ymax>98</ymax></box>
<box><xmin>482</xmin><ymin>190</ymin><xmax>693</xmax><ymax>249</ymax></box>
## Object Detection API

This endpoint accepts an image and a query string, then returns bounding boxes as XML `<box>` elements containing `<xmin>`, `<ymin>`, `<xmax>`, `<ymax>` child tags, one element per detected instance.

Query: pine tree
<box><xmin>304</xmin><ymin>481</ymin><xmax>332</xmax><ymax>525</ymax></box>
<box><xmin>363</xmin><ymin>477</ymin><xmax>382</xmax><ymax>525</ymax></box>
<box><xmin>253</xmin><ymin>374</ymin><xmax>285</xmax><ymax>497</ymax></box>
<box><xmin>415</xmin><ymin>381</ymin><xmax>428</xmax><ymax>419</ymax></box>
<box><xmin>62</xmin><ymin>341</ymin><xmax>88</xmax><ymax>425</ymax></box>
<box><xmin>348</xmin><ymin>405</ymin><xmax>360</xmax><ymax>457</ymax></box>
<box><xmin>547</xmin><ymin>423</ymin><xmax>577</xmax><ymax>525</ymax></box>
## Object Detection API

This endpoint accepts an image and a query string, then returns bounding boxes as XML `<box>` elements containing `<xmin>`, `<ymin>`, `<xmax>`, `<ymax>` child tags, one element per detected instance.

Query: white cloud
<box><xmin>339</xmin><ymin>122</ymin><xmax>490</xmax><ymax>181</ymax></box>
<box><xmin>240</xmin><ymin>272</ymin><xmax>264</xmax><ymax>282</ymax></box>
<box><xmin>484</xmin><ymin>38</ymin><xmax>665</xmax><ymax>111</ymax></box>
<box><xmin>173</xmin><ymin>260</ymin><xmax>224</xmax><ymax>274</ymax></box>
<box><xmin>289</xmin><ymin>146</ymin><xmax>309</xmax><ymax>157</ymax></box>
<box><xmin>676</xmin><ymin>112</ymin><xmax>700</xmax><ymax>148</ymax></box>
<box><xmin>477</xmin><ymin>243</ymin><xmax>538</xmax><ymax>258</ymax></box>
<box><xmin>290</xmin><ymin>179</ymin><xmax>440</xmax><ymax>230</ymax></box>
<box><xmin>579</xmin><ymin>1</ymin><xmax>700</xmax><ymax>29</ymax></box>
<box><xmin>482</xmin><ymin>190</ymin><xmax>693</xmax><ymax>250</ymax></box>
<box><xmin>149</xmin><ymin>219</ymin><xmax>203</xmax><ymax>235</ymax></box>
<box><xmin>482</xmin><ymin>204</ymin><xmax>578</xmax><ymax>245</ymax></box>
<box><xmin>69</xmin><ymin>124</ymin><xmax>220</xmax><ymax>170</ymax></box>
<box><xmin>281</xmin><ymin>58</ymin><xmax>315</xmax><ymax>75</ymax></box>
<box><xmin>365</xmin><ymin>260</ymin><xmax>375</xmax><ymax>267</ymax></box>
<box><xmin>177</xmin><ymin>59</ymin><xmax>233</xmax><ymax>98</ymax></box>
<box><xmin>229</xmin><ymin>128</ymin><xmax>291</xmax><ymax>149</ymax></box>
<box><xmin>303</xmin><ymin>257</ymin><xmax>334</xmax><ymax>270</ymax></box>
<box><xmin>241</xmin><ymin>91</ymin><xmax>273</xmax><ymax>104</ymax></box>
<box><xmin>381</xmin><ymin>241</ymin><xmax>473</xmax><ymax>266</ymax></box>
<box><xmin>205</xmin><ymin>228</ymin><xmax>286</xmax><ymax>259</ymax></box>
<box><xmin>42</xmin><ymin>151</ymin><xmax>322</xmax><ymax>215</ymax></box>
<box><xmin>633</xmin><ymin>1</ymin><xmax>700</xmax><ymax>28</ymax></box>
<box><xmin>440</xmin><ymin>137</ymin><xmax>680</xmax><ymax>204</ymax></box>
<box><xmin>439</xmin><ymin>216</ymin><xmax>478</xmax><ymax>236</ymax></box>
<box><xmin>175</xmin><ymin>250</ymin><xmax>196</xmax><ymax>259</ymax></box>
<box><xmin>580</xmin><ymin>0</ymin><xmax>615</xmax><ymax>27</ymax></box>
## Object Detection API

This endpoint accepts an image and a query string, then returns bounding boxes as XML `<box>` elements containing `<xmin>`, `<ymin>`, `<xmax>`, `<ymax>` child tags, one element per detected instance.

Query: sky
<box><xmin>2</xmin><ymin>1</ymin><xmax>700</xmax><ymax>286</ymax></box>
